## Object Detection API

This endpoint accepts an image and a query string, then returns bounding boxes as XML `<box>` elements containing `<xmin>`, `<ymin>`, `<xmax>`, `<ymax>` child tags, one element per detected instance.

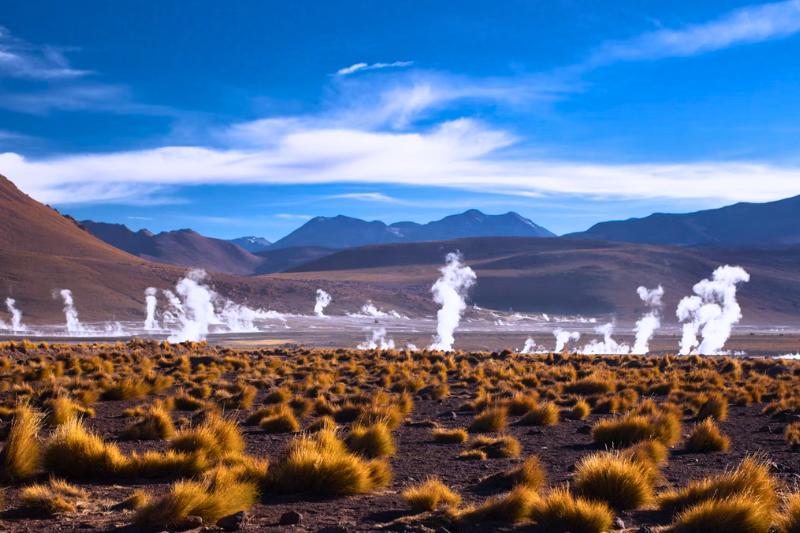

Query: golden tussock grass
<box><xmin>20</xmin><ymin>478</ymin><xmax>87</xmax><ymax>516</ymax></box>
<box><xmin>432</xmin><ymin>427</ymin><xmax>468</xmax><ymax>444</ymax></box>
<box><xmin>43</xmin><ymin>416</ymin><xmax>127</xmax><ymax>479</ymax></box>
<box><xmin>401</xmin><ymin>477</ymin><xmax>461</xmax><ymax>512</ymax></box>
<box><xmin>686</xmin><ymin>418</ymin><xmax>730</xmax><ymax>453</ymax></box>
<box><xmin>592</xmin><ymin>412</ymin><xmax>681</xmax><ymax>448</ymax></box>
<box><xmin>460</xmin><ymin>485</ymin><xmax>541</xmax><ymax>523</ymax></box>
<box><xmin>658</xmin><ymin>456</ymin><xmax>777</xmax><ymax>516</ymax></box>
<box><xmin>531</xmin><ymin>487</ymin><xmax>614</xmax><ymax>533</ymax></box>
<box><xmin>346</xmin><ymin>421</ymin><xmax>397</xmax><ymax>458</ymax></box>
<box><xmin>572</xmin><ymin>452</ymin><xmax>655</xmax><ymax>511</ymax></box>
<box><xmin>258</xmin><ymin>407</ymin><xmax>301</xmax><ymax>434</ymax></box>
<box><xmin>0</xmin><ymin>402</ymin><xmax>43</xmax><ymax>481</ymax></box>
<box><xmin>468</xmin><ymin>434</ymin><xmax>521</xmax><ymax>459</ymax></box>
<box><xmin>135</xmin><ymin>466</ymin><xmax>258</xmax><ymax>529</ymax></box>
<box><xmin>669</xmin><ymin>492</ymin><xmax>773</xmax><ymax>533</ymax></box>
<box><xmin>518</xmin><ymin>401</ymin><xmax>560</xmax><ymax>426</ymax></box>
<box><xmin>785</xmin><ymin>422</ymin><xmax>800</xmax><ymax>448</ymax></box>
<box><xmin>697</xmin><ymin>393</ymin><xmax>729</xmax><ymax>421</ymax></box>
<box><xmin>169</xmin><ymin>413</ymin><xmax>244</xmax><ymax>460</ymax></box>
<box><xmin>468</xmin><ymin>406</ymin><xmax>508</xmax><ymax>433</ymax></box>
<box><xmin>266</xmin><ymin>429</ymin><xmax>391</xmax><ymax>495</ymax></box>
<box><xmin>121</xmin><ymin>404</ymin><xmax>176</xmax><ymax>440</ymax></box>
<box><xmin>777</xmin><ymin>492</ymin><xmax>800</xmax><ymax>533</ymax></box>
<box><xmin>477</xmin><ymin>456</ymin><xmax>547</xmax><ymax>491</ymax></box>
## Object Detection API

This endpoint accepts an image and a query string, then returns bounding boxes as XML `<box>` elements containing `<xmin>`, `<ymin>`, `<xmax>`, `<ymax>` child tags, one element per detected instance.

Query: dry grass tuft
<box><xmin>697</xmin><ymin>393</ymin><xmax>729</xmax><ymax>421</ymax></box>
<box><xmin>461</xmin><ymin>485</ymin><xmax>540</xmax><ymax>523</ymax></box>
<box><xmin>573</xmin><ymin>452</ymin><xmax>655</xmax><ymax>511</ymax></box>
<box><xmin>401</xmin><ymin>477</ymin><xmax>461</xmax><ymax>512</ymax></box>
<box><xmin>135</xmin><ymin>467</ymin><xmax>257</xmax><ymax>529</ymax></box>
<box><xmin>478</xmin><ymin>456</ymin><xmax>547</xmax><ymax>491</ymax></box>
<box><xmin>468</xmin><ymin>434</ymin><xmax>521</xmax><ymax>459</ymax></box>
<box><xmin>258</xmin><ymin>407</ymin><xmax>301</xmax><ymax>434</ymax></box>
<box><xmin>0</xmin><ymin>402</ymin><xmax>43</xmax><ymax>481</ymax></box>
<box><xmin>669</xmin><ymin>493</ymin><xmax>772</xmax><ymax>533</ymax></box>
<box><xmin>267</xmin><ymin>429</ymin><xmax>391</xmax><ymax>495</ymax></box>
<box><xmin>170</xmin><ymin>413</ymin><xmax>244</xmax><ymax>460</ymax></box>
<box><xmin>531</xmin><ymin>487</ymin><xmax>614</xmax><ymax>533</ymax></box>
<box><xmin>20</xmin><ymin>478</ymin><xmax>86</xmax><ymax>516</ymax></box>
<box><xmin>592</xmin><ymin>412</ymin><xmax>681</xmax><ymax>448</ymax></box>
<box><xmin>777</xmin><ymin>491</ymin><xmax>800</xmax><ymax>533</ymax></box>
<box><xmin>686</xmin><ymin>418</ymin><xmax>730</xmax><ymax>453</ymax></box>
<box><xmin>468</xmin><ymin>406</ymin><xmax>508</xmax><ymax>433</ymax></box>
<box><xmin>785</xmin><ymin>422</ymin><xmax>800</xmax><ymax>449</ymax></box>
<box><xmin>346</xmin><ymin>421</ymin><xmax>397</xmax><ymax>458</ymax></box>
<box><xmin>121</xmin><ymin>404</ymin><xmax>175</xmax><ymax>440</ymax></box>
<box><xmin>432</xmin><ymin>427</ymin><xmax>468</xmax><ymax>444</ymax></box>
<box><xmin>518</xmin><ymin>402</ymin><xmax>560</xmax><ymax>426</ymax></box>
<box><xmin>659</xmin><ymin>456</ymin><xmax>777</xmax><ymax>516</ymax></box>
<box><xmin>43</xmin><ymin>416</ymin><xmax>127</xmax><ymax>479</ymax></box>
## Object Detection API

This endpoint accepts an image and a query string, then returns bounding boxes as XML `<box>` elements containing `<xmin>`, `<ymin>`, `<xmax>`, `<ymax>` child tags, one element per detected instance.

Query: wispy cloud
<box><xmin>274</xmin><ymin>213</ymin><xmax>313</xmax><ymax>220</ymax></box>
<box><xmin>0</xmin><ymin>26</ymin><xmax>90</xmax><ymax>80</ymax></box>
<box><xmin>336</xmin><ymin>60</ymin><xmax>414</xmax><ymax>76</ymax></box>
<box><xmin>329</xmin><ymin>192</ymin><xmax>401</xmax><ymax>203</ymax></box>
<box><xmin>586</xmin><ymin>0</ymin><xmax>800</xmax><ymax>65</ymax></box>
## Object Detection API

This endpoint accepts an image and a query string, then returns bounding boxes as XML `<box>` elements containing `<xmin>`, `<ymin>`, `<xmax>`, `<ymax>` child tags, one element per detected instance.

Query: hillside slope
<box><xmin>570</xmin><ymin>195</ymin><xmax>800</xmax><ymax>245</ymax></box>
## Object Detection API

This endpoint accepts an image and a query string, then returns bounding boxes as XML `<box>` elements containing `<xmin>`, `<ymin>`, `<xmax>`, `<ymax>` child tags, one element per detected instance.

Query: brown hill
<box><xmin>278</xmin><ymin>237</ymin><xmax>800</xmax><ymax>325</ymax></box>
<box><xmin>0</xmin><ymin>175</ymin><xmax>430</xmax><ymax>323</ymax></box>
<box><xmin>80</xmin><ymin>221</ymin><xmax>263</xmax><ymax>275</ymax></box>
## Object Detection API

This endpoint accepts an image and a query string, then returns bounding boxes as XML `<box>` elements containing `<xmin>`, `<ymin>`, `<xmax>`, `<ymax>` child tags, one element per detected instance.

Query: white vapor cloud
<box><xmin>336</xmin><ymin>61</ymin><xmax>414</xmax><ymax>76</ymax></box>
<box><xmin>0</xmin><ymin>26</ymin><xmax>90</xmax><ymax>80</ymax></box>
<box><xmin>588</xmin><ymin>0</ymin><xmax>800</xmax><ymax>65</ymax></box>
<box><xmin>330</xmin><ymin>192</ymin><xmax>400</xmax><ymax>203</ymax></box>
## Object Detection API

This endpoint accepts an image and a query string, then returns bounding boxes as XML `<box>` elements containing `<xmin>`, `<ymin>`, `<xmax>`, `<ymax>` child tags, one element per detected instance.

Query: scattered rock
<box><xmin>577</xmin><ymin>424</ymin><xmax>592</xmax><ymax>434</ymax></box>
<box><xmin>218</xmin><ymin>511</ymin><xmax>248</xmax><ymax>531</ymax></box>
<box><xmin>614</xmin><ymin>517</ymin><xmax>625</xmax><ymax>529</ymax></box>
<box><xmin>174</xmin><ymin>515</ymin><xmax>203</xmax><ymax>530</ymax></box>
<box><xmin>279</xmin><ymin>510</ymin><xmax>303</xmax><ymax>525</ymax></box>
<box><xmin>318</xmin><ymin>527</ymin><xmax>348</xmax><ymax>533</ymax></box>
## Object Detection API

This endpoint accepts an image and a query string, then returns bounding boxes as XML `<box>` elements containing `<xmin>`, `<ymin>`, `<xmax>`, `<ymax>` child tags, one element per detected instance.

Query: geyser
<box><xmin>428</xmin><ymin>252</ymin><xmax>476</xmax><ymax>351</ymax></box>
<box><xmin>58</xmin><ymin>289</ymin><xmax>84</xmax><ymax>335</ymax></box>
<box><xmin>676</xmin><ymin>265</ymin><xmax>750</xmax><ymax>355</ymax></box>
<box><xmin>144</xmin><ymin>287</ymin><xmax>159</xmax><ymax>331</ymax></box>
<box><xmin>553</xmin><ymin>328</ymin><xmax>580</xmax><ymax>352</ymax></box>
<box><xmin>314</xmin><ymin>289</ymin><xmax>332</xmax><ymax>317</ymax></box>
<box><xmin>632</xmin><ymin>285</ymin><xmax>664</xmax><ymax>355</ymax></box>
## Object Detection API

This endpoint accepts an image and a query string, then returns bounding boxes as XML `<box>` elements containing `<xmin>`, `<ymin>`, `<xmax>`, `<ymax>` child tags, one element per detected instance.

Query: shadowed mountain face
<box><xmin>270</xmin><ymin>209</ymin><xmax>554</xmax><ymax>249</ymax></box>
<box><xmin>81</xmin><ymin>221</ymin><xmax>264</xmax><ymax>275</ymax></box>
<box><xmin>278</xmin><ymin>237</ymin><xmax>800</xmax><ymax>325</ymax></box>
<box><xmin>229</xmin><ymin>236</ymin><xmax>272</xmax><ymax>253</ymax></box>
<box><xmin>570</xmin><ymin>195</ymin><xmax>800</xmax><ymax>246</ymax></box>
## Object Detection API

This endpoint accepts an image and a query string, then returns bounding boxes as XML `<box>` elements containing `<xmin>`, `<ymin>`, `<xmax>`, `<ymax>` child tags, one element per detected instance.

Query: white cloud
<box><xmin>336</xmin><ymin>60</ymin><xmax>414</xmax><ymax>76</ymax></box>
<box><xmin>330</xmin><ymin>192</ymin><xmax>400</xmax><ymax>203</ymax></box>
<box><xmin>275</xmin><ymin>213</ymin><xmax>313</xmax><ymax>220</ymax></box>
<box><xmin>0</xmin><ymin>26</ymin><xmax>90</xmax><ymax>80</ymax></box>
<box><xmin>588</xmin><ymin>0</ymin><xmax>800</xmax><ymax>65</ymax></box>
<box><xmin>4</xmin><ymin>115</ymin><xmax>800</xmax><ymax>207</ymax></box>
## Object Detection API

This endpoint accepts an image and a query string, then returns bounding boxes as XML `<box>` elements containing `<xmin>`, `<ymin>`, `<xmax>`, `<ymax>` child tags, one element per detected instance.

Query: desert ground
<box><xmin>1</xmin><ymin>340</ymin><xmax>800</xmax><ymax>532</ymax></box>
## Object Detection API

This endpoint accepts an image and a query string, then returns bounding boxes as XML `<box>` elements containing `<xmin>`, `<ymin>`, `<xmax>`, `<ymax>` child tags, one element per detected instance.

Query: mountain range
<box><xmin>569</xmin><ymin>195</ymin><xmax>800</xmax><ymax>246</ymax></box>
<box><xmin>4</xmin><ymin>171</ymin><xmax>800</xmax><ymax>325</ymax></box>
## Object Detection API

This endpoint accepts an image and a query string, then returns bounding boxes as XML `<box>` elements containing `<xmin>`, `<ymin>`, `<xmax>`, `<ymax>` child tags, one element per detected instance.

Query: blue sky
<box><xmin>2</xmin><ymin>0</ymin><xmax>800</xmax><ymax>240</ymax></box>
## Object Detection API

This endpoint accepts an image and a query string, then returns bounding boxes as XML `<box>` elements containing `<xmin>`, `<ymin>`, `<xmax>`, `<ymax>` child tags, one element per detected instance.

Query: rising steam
<box><xmin>314</xmin><ymin>289</ymin><xmax>332</xmax><ymax>317</ymax></box>
<box><xmin>553</xmin><ymin>328</ymin><xmax>580</xmax><ymax>352</ymax></box>
<box><xmin>580</xmin><ymin>322</ymin><xmax>630</xmax><ymax>355</ymax></box>
<box><xmin>356</xmin><ymin>327</ymin><xmax>396</xmax><ymax>350</ymax></box>
<box><xmin>632</xmin><ymin>285</ymin><xmax>664</xmax><ymax>355</ymax></box>
<box><xmin>144</xmin><ymin>287</ymin><xmax>159</xmax><ymax>331</ymax></box>
<box><xmin>429</xmin><ymin>252</ymin><xmax>477</xmax><ymax>351</ymax></box>
<box><xmin>520</xmin><ymin>337</ymin><xmax>538</xmax><ymax>354</ymax></box>
<box><xmin>4</xmin><ymin>298</ymin><xmax>26</xmax><ymax>332</ymax></box>
<box><xmin>167</xmin><ymin>270</ymin><xmax>216</xmax><ymax>342</ymax></box>
<box><xmin>58</xmin><ymin>289</ymin><xmax>85</xmax><ymax>335</ymax></box>
<box><xmin>676</xmin><ymin>265</ymin><xmax>750</xmax><ymax>355</ymax></box>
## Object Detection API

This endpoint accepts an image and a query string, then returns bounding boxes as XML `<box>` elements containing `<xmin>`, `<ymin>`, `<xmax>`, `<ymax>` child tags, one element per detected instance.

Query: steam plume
<box><xmin>632</xmin><ymin>285</ymin><xmax>664</xmax><ymax>355</ymax></box>
<box><xmin>58</xmin><ymin>289</ymin><xmax>84</xmax><ymax>335</ymax></box>
<box><xmin>520</xmin><ymin>337</ymin><xmax>538</xmax><ymax>354</ymax></box>
<box><xmin>167</xmin><ymin>270</ymin><xmax>216</xmax><ymax>342</ymax></box>
<box><xmin>428</xmin><ymin>252</ymin><xmax>477</xmax><ymax>351</ymax></box>
<box><xmin>4</xmin><ymin>298</ymin><xmax>26</xmax><ymax>332</ymax></box>
<box><xmin>676</xmin><ymin>265</ymin><xmax>750</xmax><ymax>355</ymax></box>
<box><xmin>580</xmin><ymin>323</ymin><xmax>630</xmax><ymax>355</ymax></box>
<box><xmin>144</xmin><ymin>287</ymin><xmax>159</xmax><ymax>331</ymax></box>
<box><xmin>357</xmin><ymin>327</ymin><xmax>396</xmax><ymax>350</ymax></box>
<box><xmin>553</xmin><ymin>328</ymin><xmax>580</xmax><ymax>352</ymax></box>
<box><xmin>314</xmin><ymin>289</ymin><xmax>332</xmax><ymax>317</ymax></box>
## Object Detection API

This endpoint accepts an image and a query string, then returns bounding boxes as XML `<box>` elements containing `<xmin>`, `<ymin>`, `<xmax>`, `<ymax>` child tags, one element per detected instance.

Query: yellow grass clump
<box><xmin>531</xmin><ymin>487</ymin><xmax>614</xmax><ymax>533</ymax></box>
<box><xmin>267</xmin><ymin>429</ymin><xmax>391</xmax><ymax>495</ymax></box>
<box><xmin>468</xmin><ymin>406</ymin><xmax>508</xmax><ymax>433</ymax></box>
<box><xmin>461</xmin><ymin>485</ymin><xmax>541</xmax><ymax>523</ymax></box>
<box><xmin>686</xmin><ymin>418</ymin><xmax>730</xmax><ymax>453</ymax></box>
<box><xmin>518</xmin><ymin>402</ymin><xmax>560</xmax><ymax>426</ymax></box>
<box><xmin>121</xmin><ymin>404</ymin><xmax>176</xmax><ymax>440</ymax></box>
<box><xmin>592</xmin><ymin>412</ymin><xmax>681</xmax><ymax>448</ymax></box>
<box><xmin>572</xmin><ymin>452</ymin><xmax>655</xmax><ymax>511</ymax></box>
<box><xmin>669</xmin><ymin>493</ymin><xmax>773</xmax><ymax>533</ymax></box>
<box><xmin>20</xmin><ymin>478</ymin><xmax>87</xmax><ymax>516</ymax></box>
<box><xmin>0</xmin><ymin>402</ymin><xmax>43</xmax><ymax>481</ymax></box>
<box><xmin>401</xmin><ymin>477</ymin><xmax>461</xmax><ymax>512</ymax></box>
<box><xmin>432</xmin><ymin>427</ymin><xmax>468</xmax><ymax>443</ymax></box>
<box><xmin>346</xmin><ymin>421</ymin><xmax>397</xmax><ymax>458</ymax></box>
<box><xmin>43</xmin><ymin>416</ymin><xmax>127</xmax><ymax>479</ymax></box>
